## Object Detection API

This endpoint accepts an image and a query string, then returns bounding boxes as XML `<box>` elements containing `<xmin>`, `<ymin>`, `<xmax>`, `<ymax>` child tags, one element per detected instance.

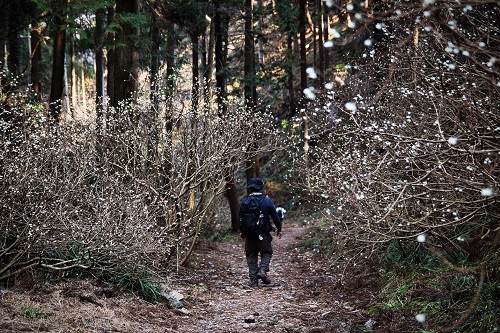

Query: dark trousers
<box><xmin>245</xmin><ymin>233</ymin><xmax>273</xmax><ymax>279</ymax></box>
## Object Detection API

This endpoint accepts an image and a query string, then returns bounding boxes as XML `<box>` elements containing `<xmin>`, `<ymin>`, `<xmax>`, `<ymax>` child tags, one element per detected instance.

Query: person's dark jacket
<box><xmin>238</xmin><ymin>193</ymin><xmax>282</xmax><ymax>233</ymax></box>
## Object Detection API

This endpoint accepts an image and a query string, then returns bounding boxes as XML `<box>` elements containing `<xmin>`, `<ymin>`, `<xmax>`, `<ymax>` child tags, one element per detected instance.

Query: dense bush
<box><xmin>0</xmin><ymin>74</ymin><xmax>277</xmax><ymax>286</ymax></box>
<box><xmin>292</xmin><ymin>0</ymin><xmax>499</xmax><ymax>331</ymax></box>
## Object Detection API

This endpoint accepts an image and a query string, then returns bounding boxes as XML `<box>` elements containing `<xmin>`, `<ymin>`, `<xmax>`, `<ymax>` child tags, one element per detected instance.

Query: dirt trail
<box><xmin>170</xmin><ymin>223</ymin><xmax>363</xmax><ymax>332</ymax></box>
<box><xmin>0</xmin><ymin>223</ymin><xmax>370</xmax><ymax>333</ymax></box>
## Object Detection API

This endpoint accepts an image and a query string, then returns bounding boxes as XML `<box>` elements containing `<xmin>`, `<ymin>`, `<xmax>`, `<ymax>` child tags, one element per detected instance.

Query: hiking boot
<box><xmin>257</xmin><ymin>270</ymin><xmax>271</xmax><ymax>285</ymax></box>
<box><xmin>249</xmin><ymin>277</ymin><xmax>258</xmax><ymax>288</ymax></box>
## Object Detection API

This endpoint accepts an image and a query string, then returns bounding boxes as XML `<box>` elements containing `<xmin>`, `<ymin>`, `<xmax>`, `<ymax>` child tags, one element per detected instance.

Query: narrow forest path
<box><xmin>168</xmin><ymin>222</ymin><xmax>367</xmax><ymax>332</ymax></box>
<box><xmin>0</xmin><ymin>222</ymin><xmax>374</xmax><ymax>333</ymax></box>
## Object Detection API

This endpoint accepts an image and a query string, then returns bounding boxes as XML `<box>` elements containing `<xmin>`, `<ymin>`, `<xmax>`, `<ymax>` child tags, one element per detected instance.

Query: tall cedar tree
<box><xmin>48</xmin><ymin>0</ymin><xmax>68</xmax><ymax>122</ymax></box>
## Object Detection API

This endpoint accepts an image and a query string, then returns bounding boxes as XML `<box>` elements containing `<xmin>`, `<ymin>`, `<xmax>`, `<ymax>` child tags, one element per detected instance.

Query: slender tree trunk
<box><xmin>200</xmin><ymin>30</ymin><xmax>207</xmax><ymax>102</ymax></box>
<box><xmin>0</xmin><ymin>8</ymin><xmax>6</xmax><ymax>72</ymax></box>
<box><xmin>244</xmin><ymin>0</ymin><xmax>258</xmax><ymax>184</ymax></box>
<box><xmin>215</xmin><ymin>7</ymin><xmax>238</xmax><ymax>231</ymax></box>
<box><xmin>225</xmin><ymin>172</ymin><xmax>240</xmax><ymax>232</ymax></box>
<box><xmin>256</xmin><ymin>0</ymin><xmax>264</xmax><ymax>66</ymax></box>
<box><xmin>95</xmin><ymin>7</ymin><xmax>105</xmax><ymax>125</ymax></box>
<box><xmin>204</xmin><ymin>20</ymin><xmax>215</xmax><ymax>106</ymax></box>
<box><xmin>299</xmin><ymin>0</ymin><xmax>307</xmax><ymax>90</ymax></box>
<box><xmin>165</xmin><ymin>21</ymin><xmax>176</xmax><ymax>96</ymax></box>
<box><xmin>112</xmin><ymin>0</ymin><xmax>135</xmax><ymax>107</ymax></box>
<box><xmin>30</xmin><ymin>22</ymin><xmax>42</xmax><ymax>102</ymax></box>
<box><xmin>49</xmin><ymin>0</ymin><xmax>68</xmax><ymax>122</ymax></box>
<box><xmin>81</xmin><ymin>66</ymin><xmax>86</xmax><ymax>115</ymax></box>
<box><xmin>70</xmin><ymin>35</ymin><xmax>77</xmax><ymax>114</ymax></box>
<box><xmin>244</xmin><ymin>0</ymin><xmax>254</xmax><ymax>111</ymax></box>
<box><xmin>191</xmin><ymin>32</ymin><xmax>200</xmax><ymax>111</ymax></box>
<box><xmin>131</xmin><ymin>0</ymin><xmax>140</xmax><ymax>104</ymax></box>
<box><xmin>215</xmin><ymin>10</ymin><xmax>229</xmax><ymax>116</ymax></box>
<box><xmin>287</xmin><ymin>32</ymin><xmax>296</xmax><ymax>118</ymax></box>
<box><xmin>317</xmin><ymin>0</ymin><xmax>324</xmax><ymax>87</ymax></box>
<box><xmin>161</xmin><ymin>20</ymin><xmax>176</xmax><ymax>188</ymax></box>
<box><xmin>106</xmin><ymin>6</ymin><xmax>115</xmax><ymax>106</ymax></box>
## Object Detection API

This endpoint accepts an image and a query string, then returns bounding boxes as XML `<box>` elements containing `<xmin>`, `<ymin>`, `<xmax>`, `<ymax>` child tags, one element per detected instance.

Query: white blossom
<box><xmin>329</xmin><ymin>27</ymin><xmax>341</xmax><ymax>38</ymax></box>
<box><xmin>481</xmin><ymin>187</ymin><xmax>493</xmax><ymax>197</ymax></box>
<box><xmin>417</xmin><ymin>234</ymin><xmax>426</xmax><ymax>243</ymax></box>
<box><xmin>303</xmin><ymin>88</ymin><xmax>316</xmax><ymax>100</ymax></box>
<box><xmin>306</xmin><ymin>67</ymin><xmax>318</xmax><ymax>79</ymax></box>
<box><xmin>487</xmin><ymin>57</ymin><xmax>496</xmax><ymax>67</ymax></box>
<box><xmin>345</xmin><ymin>102</ymin><xmax>357</xmax><ymax>111</ymax></box>
<box><xmin>415</xmin><ymin>313</ymin><xmax>426</xmax><ymax>323</ymax></box>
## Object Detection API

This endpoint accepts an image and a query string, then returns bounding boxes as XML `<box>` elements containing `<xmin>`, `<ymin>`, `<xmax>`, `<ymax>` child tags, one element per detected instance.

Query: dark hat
<box><xmin>247</xmin><ymin>177</ymin><xmax>265</xmax><ymax>191</ymax></box>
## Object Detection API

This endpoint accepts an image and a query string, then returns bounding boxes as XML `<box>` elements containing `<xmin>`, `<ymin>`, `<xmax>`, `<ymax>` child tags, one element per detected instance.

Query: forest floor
<box><xmin>0</xmin><ymin>220</ymin><xmax>422</xmax><ymax>333</ymax></box>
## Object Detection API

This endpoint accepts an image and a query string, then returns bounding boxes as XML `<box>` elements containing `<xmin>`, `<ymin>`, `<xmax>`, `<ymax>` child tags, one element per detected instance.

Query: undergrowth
<box><xmin>370</xmin><ymin>241</ymin><xmax>499</xmax><ymax>333</ymax></box>
<box><xmin>300</xmin><ymin>218</ymin><xmax>500</xmax><ymax>333</ymax></box>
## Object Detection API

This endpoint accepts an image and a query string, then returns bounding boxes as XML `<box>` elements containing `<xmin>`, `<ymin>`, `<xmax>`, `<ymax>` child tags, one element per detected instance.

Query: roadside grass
<box><xmin>111</xmin><ymin>269</ymin><xmax>163</xmax><ymax>302</ymax></box>
<box><xmin>368</xmin><ymin>241</ymin><xmax>499</xmax><ymax>333</ymax></box>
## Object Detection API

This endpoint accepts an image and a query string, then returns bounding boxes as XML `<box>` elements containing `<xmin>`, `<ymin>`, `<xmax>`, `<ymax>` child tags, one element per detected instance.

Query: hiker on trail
<box><xmin>238</xmin><ymin>177</ymin><xmax>282</xmax><ymax>288</ymax></box>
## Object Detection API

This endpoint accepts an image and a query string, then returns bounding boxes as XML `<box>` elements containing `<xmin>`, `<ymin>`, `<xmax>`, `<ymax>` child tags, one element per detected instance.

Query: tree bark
<box><xmin>298</xmin><ymin>0</ymin><xmax>307</xmax><ymax>90</ymax></box>
<box><xmin>49</xmin><ymin>0</ymin><xmax>68</xmax><ymax>122</ymax></box>
<box><xmin>225</xmin><ymin>172</ymin><xmax>240</xmax><ymax>232</ymax></box>
<box><xmin>317</xmin><ymin>0</ymin><xmax>324</xmax><ymax>87</ymax></box>
<box><xmin>95</xmin><ymin>7</ymin><xmax>105</xmax><ymax>125</ymax></box>
<box><xmin>106</xmin><ymin>6</ymin><xmax>115</xmax><ymax>106</ymax></box>
<box><xmin>111</xmin><ymin>0</ymin><xmax>136</xmax><ymax>107</ymax></box>
<box><xmin>191</xmin><ymin>32</ymin><xmax>200</xmax><ymax>111</ymax></box>
<box><xmin>215</xmin><ymin>9</ymin><xmax>229</xmax><ymax>116</ymax></box>
<box><xmin>287</xmin><ymin>32</ymin><xmax>296</xmax><ymax>118</ymax></box>
<box><xmin>30</xmin><ymin>22</ymin><xmax>42</xmax><ymax>102</ymax></box>
<box><xmin>70</xmin><ymin>34</ymin><xmax>77</xmax><ymax>115</ymax></box>
<box><xmin>203</xmin><ymin>20</ymin><xmax>215</xmax><ymax>105</ymax></box>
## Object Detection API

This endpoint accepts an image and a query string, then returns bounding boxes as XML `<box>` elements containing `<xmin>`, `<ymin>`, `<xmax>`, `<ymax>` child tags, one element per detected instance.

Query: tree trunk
<box><xmin>30</xmin><ymin>22</ymin><xmax>42</xmax><ymax>102</ymax></box>
<box><xmin>215</xmin><ymin>10</ymin><xmax>229</xmax><ymax>116</ymax></box>
<box><xmin>256</xmin><ymin>0</ymin><xmax>264</xmax><ymax>66</ymax></box>
<box><xmin>112</xmin><ymin>0</ymin><xmax>136</xmax><ymax>107</ymax></box>
<box><xmin>81</xmin><ymin>66</ymin><xmax>86</xmax><ymax>115</ymax></box>
<box><xmin>204</xmin><ymin>19</ymin><xmax>215</xmax><ymax>105</ymax></box>
<box><xmin>287</xmin><ymin>32</ymin><xmax>296</xmax><ymax>118</ymax></box>
<box><xmin>49</xmin><ymin>0</ymin><xmax>67</xmax><ymax>122</ymax></box>
<box><xmin>299</xmin><ymin>0</ymin><xmax>307</xmax><ymax>90</ymax></box>
<box><xmin>161</xmin><ymin>20</ymin><xmax>176</xmax><ymax>187</ymax></box>
<box><xmin>106</xmin><ymin>6</ymin><xmax>115</xmax><ymax>106</ymax></box>
<box><xmin>191</xmin><ymin>32</ymin><xmax>200</xmax><ymax>111</ymax></box>
<box><xmin>244</xmin><ymin>0</ymin><xmax>254</xmax><ymax>110</ymax></box>
<box><xmin>95</xmin><ymin>7</ymin><xmax>105</xmax><ymax>126</ymax></box>
<box><xmin>225</xmin><ymin>172</ymin><xmax>240</xmax><ymax>232</ymax></box>
<box><xmin>70</xmin><ymin>35</ymin><xmax>77</xmax><ymax>115</ymax></box>
<box><xmin>317</xmin><ymin>0</ymin><xmax>324</xmax><ymax>87</ymax></box>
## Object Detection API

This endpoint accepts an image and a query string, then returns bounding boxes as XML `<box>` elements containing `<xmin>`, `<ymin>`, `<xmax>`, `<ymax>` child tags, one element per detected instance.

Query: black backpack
<box><xmin>239</xmin><ymin>194</ymin><xmax>266</xmax><ymax>239</ymax></box>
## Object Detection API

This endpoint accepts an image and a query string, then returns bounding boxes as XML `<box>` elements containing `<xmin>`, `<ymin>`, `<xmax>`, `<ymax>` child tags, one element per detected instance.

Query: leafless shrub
<box><xmin>0</xmin><ymin>79</ymin><xmax>277</xmax><ymax>283</ymax></box>
<box><xmin>294</xmin><ymin>0</ymin><xmax>499</xmax><ymax>268</ymax></box>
